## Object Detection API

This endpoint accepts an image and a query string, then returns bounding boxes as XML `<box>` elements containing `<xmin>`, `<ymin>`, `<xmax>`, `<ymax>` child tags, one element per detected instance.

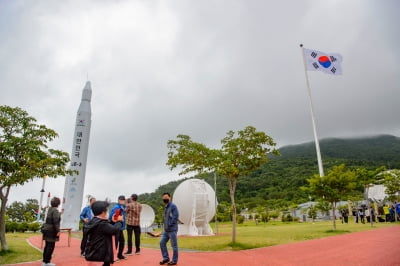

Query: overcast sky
<box><xmin>1</xmin><ymin>0</ymin><xmax>399</xmax><ymax>207</ymax></box>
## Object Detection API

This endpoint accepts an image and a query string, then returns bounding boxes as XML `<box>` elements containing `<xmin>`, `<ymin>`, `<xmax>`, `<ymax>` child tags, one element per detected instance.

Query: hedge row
<box><xmin>5</xmin><ymin>221</ymin><xmax>41</xmax><ymax>233</ymax></box>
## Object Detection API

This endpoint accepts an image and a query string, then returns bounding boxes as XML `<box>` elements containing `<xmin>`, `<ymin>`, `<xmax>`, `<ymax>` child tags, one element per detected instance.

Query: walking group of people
<box><xmin>40</xmin><ymin>192</ymin><xmax>179</xmax><ymax>266</ymax></box>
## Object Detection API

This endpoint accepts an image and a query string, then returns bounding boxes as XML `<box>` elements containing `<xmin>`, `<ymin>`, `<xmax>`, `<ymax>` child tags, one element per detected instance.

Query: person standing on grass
<box><xmin>383</xmin><ymin>204</ymin><xmax>390</xmax><ymax>222</ymax></box>
<box><xmin>159</xmin><ymin>192</ymin><xmax>179</xmax><ymax>265</ymax></box>
<box><xmin>365</xmin><ymin>207</ymin><xmax>370</xmax><ymax>223</ymax></box>
<box><xmin>358</xmin><ymin>208</ymin><xmax>365</xmax><ymax>224</ymax></box>
<box><xmin>125</xmin><ymin>193</ymin><xmax>142</xmax><ymax>256</ymax></box>
<box><xmin>41</xmin><ymin>197</ymin><xmax>61</xmax><ymax>266</ymax></box>
<box><xmin>84</xmin><ymin>201</ymin><xmax>123</xmax><ymax>266</ymax></box>
<box><xmin>109</xmin><ymin>195</ymin><xmax>127</xmax><ymax>261</ymax></box>
<box><xmin>80</xmin><ymin>197</ymin><xmax>96</xmax><ymax>257</ymax></box>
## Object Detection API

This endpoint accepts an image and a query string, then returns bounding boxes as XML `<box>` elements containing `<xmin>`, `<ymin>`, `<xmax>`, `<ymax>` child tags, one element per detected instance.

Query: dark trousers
<box><xmin>115</xmin><ymin>230</ymin><xmax>125</xmax><ymax>258</ymax></box>
<box><xmin>81</xmin><ymin>229</ymin><xmax>88</xmax><ymax>255</ymax></box>
<box><xmin>43</xmin><ymin>241</ymin><xmax>55</xmax><ymax>263</ymax></box>
<box><xmin>126</xmin><ymin>225</ymin><xmax>141</xmax><ymax>253</ymax></box>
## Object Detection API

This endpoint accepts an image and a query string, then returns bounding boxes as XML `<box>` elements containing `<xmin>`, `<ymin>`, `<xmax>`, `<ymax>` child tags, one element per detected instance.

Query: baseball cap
<box><xmin>118</xmin><ymin>195</ymin><xmax>126</xmax><ymax>200</ymax></box>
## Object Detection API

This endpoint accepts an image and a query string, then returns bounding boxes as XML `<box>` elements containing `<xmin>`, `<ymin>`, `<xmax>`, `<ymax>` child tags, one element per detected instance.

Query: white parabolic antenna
<box><xmin>173</xmin><ymin>178</ymin><xmax>216</xmax><ymax>236</ymax></box>
<box><xmin>140</xmin><ymin>204</ymin><xmax>155</xmax><ymax>229</ymax></box>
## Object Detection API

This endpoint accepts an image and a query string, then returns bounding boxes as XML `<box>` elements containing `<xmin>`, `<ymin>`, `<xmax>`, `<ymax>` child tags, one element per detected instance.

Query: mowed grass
<box><xmin>0</xmin><ymin>232</ymin><xmax>42</xmax><ymax>265</ymax></box>
<box><xmin>141</xmin><ymin>220</ymin><xmax>398</xmax><ymax>251</ymax></box>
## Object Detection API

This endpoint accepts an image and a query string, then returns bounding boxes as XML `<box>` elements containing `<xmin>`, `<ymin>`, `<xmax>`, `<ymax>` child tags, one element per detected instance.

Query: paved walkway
<box><xmin>8</xmin><ymin>225</ymin><xmax>400</xmax><ymax>266</ymax></box>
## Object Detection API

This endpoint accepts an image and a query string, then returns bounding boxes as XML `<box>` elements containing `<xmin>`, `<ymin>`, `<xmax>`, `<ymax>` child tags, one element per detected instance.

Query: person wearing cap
<box><xmin>125</xmin><ymin>194</ymin><xmax>143</xmax><ymax>255</ymax></box>
<box><xmin>80</xmin><ymin>197</ymin><xmax>96</xmax><ymax>257</ymax></box>
<box><xmin>109</xmin><ymin>195</ymin><xmax>127</xmax><ymax>261</ymax></box>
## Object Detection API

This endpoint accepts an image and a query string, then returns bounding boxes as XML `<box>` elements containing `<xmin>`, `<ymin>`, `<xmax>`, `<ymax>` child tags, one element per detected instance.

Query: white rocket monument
<box><xmin>61</xmin><ymin>81</ymin><xmax>92</xmax><ymax>230</ymax></box>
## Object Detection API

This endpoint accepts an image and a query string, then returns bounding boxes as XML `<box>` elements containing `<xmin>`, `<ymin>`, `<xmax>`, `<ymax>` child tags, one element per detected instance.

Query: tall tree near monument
<box><xmin>305</xmin><ymin>164</ymin><xmax>357</xmax><ymax>230</ymax></box>
<box><xmin>167</xmin><ymin>126</ymin><xmax>279</xmax><ymax>243</ymax></box>
<box><xmin>0</xmin><ymin>106</ymin><xmax>73</xmax><ymax>251</ymax></box>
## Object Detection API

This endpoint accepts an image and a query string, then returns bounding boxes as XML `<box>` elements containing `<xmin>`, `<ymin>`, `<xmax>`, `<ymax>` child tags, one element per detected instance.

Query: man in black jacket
<box><xmin>84</xmin><ymin>201</ymin><xmax>123</xmax><ymax>266</ymax></box>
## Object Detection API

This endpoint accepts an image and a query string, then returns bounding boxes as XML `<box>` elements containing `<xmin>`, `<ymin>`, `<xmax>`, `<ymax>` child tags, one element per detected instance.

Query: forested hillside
<box><xmin>140</xmin><ymin>135</ymin><xmax>400</xmax><ymax>215</ymax></box>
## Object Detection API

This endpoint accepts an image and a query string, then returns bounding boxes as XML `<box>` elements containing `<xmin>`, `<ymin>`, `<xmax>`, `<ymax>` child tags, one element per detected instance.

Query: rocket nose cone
<box><xmin>82</xmin><ymin>81</ymin><xmax>92</xmax><ymax>101</ymax></box>
<box><xmin>84</xmin><ymin>81</ymin><xmax>92</xmax><ymax>91</ymax></box>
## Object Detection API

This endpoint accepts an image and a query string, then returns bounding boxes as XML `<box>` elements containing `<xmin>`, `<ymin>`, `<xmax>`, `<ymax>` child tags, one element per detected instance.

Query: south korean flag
<box><xmin>303</xmin><ymin>48</ymin><xmax>343</xmax><ymax>75</ymax></box>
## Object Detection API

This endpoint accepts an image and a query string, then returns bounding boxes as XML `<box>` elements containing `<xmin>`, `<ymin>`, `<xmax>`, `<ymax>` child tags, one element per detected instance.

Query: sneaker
<box><xmin>135</xmin><ymin>251</ymin><xmax>140</xmax><ymax>255</ymax></box>
<box><xmin>118</xmin><ymin>255</ymin><xmax>128</xmax><ymax>260</ymax></box>
<box><xmin>42</xmin><ymin>263</ymin><xmax>56</xmax><ymax>266</ymax></box>
<box><xmin>160</xmin><ymin>259</ymin><xmax>170</xmax><ymax>265</ymax></box>
<box><xmin>124</xmin><ymin>251</ymin><xmax>133</xmax><ymax>256</ymax></box>
<box><xmin>167</xmin><ymin>262</ymin><xmax>177</xmax><ymax>265</ymax></box>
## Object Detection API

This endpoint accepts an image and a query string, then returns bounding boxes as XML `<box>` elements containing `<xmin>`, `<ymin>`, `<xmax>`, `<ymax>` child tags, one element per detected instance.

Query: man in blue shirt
<box><xmin>109</xmin><ymin>195</ymin><xmax>127</xmax><ymax>261</ymax></box>
<box><xmin>80</xmin><ymin>197</ymin><xmax>96</xmax><ymax>256</ymax></box>
<box><xmin>159</xmin><ymin>192</ymin><xmax>179</xmax><ymax>265</ymax></box>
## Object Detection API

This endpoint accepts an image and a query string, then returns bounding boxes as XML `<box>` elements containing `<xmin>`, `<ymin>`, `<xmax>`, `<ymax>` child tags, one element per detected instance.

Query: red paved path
<box><xmin>8</xmin><ymin>225</ymin><xmax>400</xmax><ymax>266</ymax></box>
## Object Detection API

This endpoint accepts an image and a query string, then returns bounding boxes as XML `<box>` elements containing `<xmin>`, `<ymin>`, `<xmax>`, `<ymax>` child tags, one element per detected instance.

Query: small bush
<box><xmin>5</xmin><ymin>221</ymin><xmax>18</xmax><ymax>232</ymax></box>
<box><xmin>237</xmin><ymin>215</ymin><xmax>245</xmax><ymax>224</ymax></box>
<box><xmin>28</xmin><ymin>222</ymin><xmax>41</xmax><ymax>232</ymax></box>
<box><xmin>17</xmin><ymin>222</ymin><xmax>29</xmax><ymax>232</ymax></box>
<box><xmin>281</xmin><ymin>214</ymin><xmax>294</xmax><ymax>222</ymax></box>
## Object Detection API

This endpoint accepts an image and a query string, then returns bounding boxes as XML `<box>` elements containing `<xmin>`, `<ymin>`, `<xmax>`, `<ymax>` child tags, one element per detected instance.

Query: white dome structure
<box><xmin>173</xmin><ymin>178</ymin><xmax>216</xmax><ymax>236</ymax></box>
<box><xmin>140</xmin><ymin>204</ymin><xmax>155</xmax><ymax>232</ymax></box>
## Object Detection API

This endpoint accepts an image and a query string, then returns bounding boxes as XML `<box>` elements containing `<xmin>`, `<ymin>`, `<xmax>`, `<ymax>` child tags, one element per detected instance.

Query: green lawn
<box><xmin>1</xmin><ymin>221</ymin><xmax>398</xmax><ymax>264</ymax></box>
<box><xmin>0</xmin><ymin>232</ymin><xmax>42</xmax><ymax>265</ymax></box>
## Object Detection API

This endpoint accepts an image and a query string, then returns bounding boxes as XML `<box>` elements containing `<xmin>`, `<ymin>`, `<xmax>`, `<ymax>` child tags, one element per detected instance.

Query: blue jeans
<box><xmin>160</xmin><ymin>231</ymin><xmax>178</xmax><ymax>263</ymax></box>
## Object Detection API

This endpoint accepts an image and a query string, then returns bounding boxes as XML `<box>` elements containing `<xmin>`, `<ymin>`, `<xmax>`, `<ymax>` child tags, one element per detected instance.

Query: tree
<box><xmin>383</xmin><ymin>169</ymin><xmax>400</xmax><ymax>201</ymax></box>
<box><xmin>305</xmin><ymin>164</ymin><xmax>357</xmax><ymax>230</ymax></box>
<box><xmin>167</xmin><ymin>126</ymin><xmax>279</xmax><ymax>242</ymax></box>
<box><xmin>0</xmin><ymin>106</ymin><xmax>73</xmax><ymax>251</ymax></box>
<box><xmin>6</xmin><ymin>201</ymin><xmax>25</xmax><ymax>222</ymax></box>
<box><xmin>306</xmin><ymin>204</ymin><xmax>317</xmax><ymax>222</ymax></box>
<box><xmin>24</xmin><ymin>199</ymin><xmax>39</xmax><ymax>222</ymax></box>
<box><xmin>6</xmin><ymin>199</ymin><xmax>39</xmax><ymax>223</ymax></box>
<box><xmin>315</xmin><ymin>200</ymin><xmax>331</xmax><ymax>217</ymax></box>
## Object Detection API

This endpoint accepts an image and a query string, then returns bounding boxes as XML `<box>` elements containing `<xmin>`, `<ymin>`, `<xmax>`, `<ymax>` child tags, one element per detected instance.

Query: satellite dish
<box><xmin>140</xmin><ymin>204</ymin><xmax>155</xmax><ymax>229</ymax></box>
<box><xmin>173</xmin><ymin>178</ymin><xmax>216</xmax><ymax>236</ymax></box>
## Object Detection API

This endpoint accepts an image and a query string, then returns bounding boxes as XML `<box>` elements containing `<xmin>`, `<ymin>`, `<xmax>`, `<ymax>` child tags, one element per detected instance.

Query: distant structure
<box><xmin>140</xmin><ymin>204</ymin><xmax>155</xmax><ymax>232</ymax></box>
<box><xmin>61</xmin><ymin>81</ymin><xmax>92</xmax><ymax>230</ymax></box>
<box><xmin>173</xmin><ymin>179</ymin><xmax>216</xmax><ymax>236</ymax></box>
<box><xmin>367</xmin><ymin>184</ymin><xmax>388</xmax><ymax>201</ymax></box>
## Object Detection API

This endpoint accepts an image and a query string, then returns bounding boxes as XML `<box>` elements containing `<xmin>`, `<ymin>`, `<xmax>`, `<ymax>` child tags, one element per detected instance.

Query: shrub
<box><xmin>17</xmin><ymin>222</ymin><xmax>29</xmax><ymax>232</ymax></box>
<box><xmin>5</xmin><ymin>221</ymin><xmax>18</xmax><ymax>232</ymax></box>
<box><xmin>282</xmin><ymin>214</ymin><xmax>294</xmax><ymax>222</ymax></box>
<box><xmin>28</xmin><ymin>222</ymin><xmax>41</xmax><ymax>232</ymax></box>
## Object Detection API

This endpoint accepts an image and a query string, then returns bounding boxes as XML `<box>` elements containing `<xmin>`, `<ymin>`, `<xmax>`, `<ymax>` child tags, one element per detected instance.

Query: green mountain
<box><xmin>140</xmin><ymin>135</ymin><xmax>400</xmax><ymax>214</ymax></box>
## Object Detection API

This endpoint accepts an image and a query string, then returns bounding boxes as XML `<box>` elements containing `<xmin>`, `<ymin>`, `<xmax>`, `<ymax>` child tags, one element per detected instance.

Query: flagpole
<box><xmin>300</xmin><ymin>44</ymin><xmax>324</xmax><ymax>177</ymax></box>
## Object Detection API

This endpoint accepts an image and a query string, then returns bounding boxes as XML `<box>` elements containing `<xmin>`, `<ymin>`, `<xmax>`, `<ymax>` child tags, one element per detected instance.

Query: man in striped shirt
<box><xmin>125</xmin><ymin>194</ymin><xmax>142</xmax><ymax>255</ymax></box>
